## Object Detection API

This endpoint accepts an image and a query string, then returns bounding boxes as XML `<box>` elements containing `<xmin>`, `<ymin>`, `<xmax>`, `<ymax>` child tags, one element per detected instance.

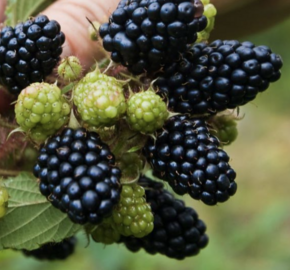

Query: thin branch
<box><xmin>0</xmin><ymin>169</ymin><xmax>20</xmax><ymax>177</ymax></box>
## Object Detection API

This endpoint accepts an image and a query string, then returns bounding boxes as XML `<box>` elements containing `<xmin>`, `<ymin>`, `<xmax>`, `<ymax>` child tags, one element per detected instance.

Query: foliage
<box><xmin>0</xmin><ymin>173</ymin><xmax>81</xmax><ymax>251</ymax></box>
<box><xmin>5</xmin><ymin>0</ymin><xmax>55</xmax><ymax>26</ymax></box>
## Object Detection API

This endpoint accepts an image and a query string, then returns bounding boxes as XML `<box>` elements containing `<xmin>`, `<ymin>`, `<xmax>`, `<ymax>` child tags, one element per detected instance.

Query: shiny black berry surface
<box><xmin>143</xmin><ymin>115</ymin><xmax>237</xmax><ymax>205</ymax></box>
<box><xmin>0</xmin><ymin>15</ymin><xmax>65</xmax><ymax>95</ymax></box>
<box><xmin>33</xmin><ymin>128</ymin><xmax>122</xmax><ymax>225</ymax></box>
<box><xmin>99</xmin><ymin>0</ymin><xmax>207</xmax><ymax>74</ymax></box>
<box><xmin>155</xmin><ymin>39</ymin><xmax>283</xmax><ymax>114</ymax></box>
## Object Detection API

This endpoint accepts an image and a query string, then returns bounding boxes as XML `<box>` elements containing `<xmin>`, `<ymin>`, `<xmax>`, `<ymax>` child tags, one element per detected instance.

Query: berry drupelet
<box><xmin>155</xmin><ymin>39</ymin><xmax>283</xmax><ymax>114</ymax></box>
<box><xmin>143</xmin><ymin>115</ymin><xmax>237</xmax><ymax>205</ymax></box>
<box><xmin>22</xmin><ymin>237</ymin><xmax>76</xmax><ymax>260</ymax></box>
<box><xmin>99</xmin><ymin>0</ymin><xmax>207</xmax><ymax>74</ymax></box>
<box><xmin>33</xmin><ymin>128</ymin><xmax>122</xmax><ymax>225</ymax></box>
<box><xmin>121</xmin><ymin>176</ymin><xmax>209</xmax><ymax>260</ymax></box>
<box><xmin>0</xmin><ymin>15</ymin><xmax>65</xmax><ymax>95</ymax></box>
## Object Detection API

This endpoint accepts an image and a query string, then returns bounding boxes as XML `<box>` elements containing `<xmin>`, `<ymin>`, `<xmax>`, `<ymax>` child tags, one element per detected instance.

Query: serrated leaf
<box><xmin>0</xmin><ymin>173</ymin><xmax>81</xmax><ymax>251</ymax></box>
<box><xmin>5</xmin><ymin>0</ymin><xmax>55</xmax><ymax>27</ymax></box>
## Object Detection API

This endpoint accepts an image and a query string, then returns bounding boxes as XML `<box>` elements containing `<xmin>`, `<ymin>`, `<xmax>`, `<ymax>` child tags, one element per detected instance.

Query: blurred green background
<box><xmin>1</xmin><ymin>12</ymin><xmax>290</xmax><ymax>270</ymax></box>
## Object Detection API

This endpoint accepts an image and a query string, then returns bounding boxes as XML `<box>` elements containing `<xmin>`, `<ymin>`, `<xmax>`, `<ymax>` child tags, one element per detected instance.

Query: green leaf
<box><xmin>0</xmin><ymin>173</ymin><xmax>82</xmax><ymax>251</ymax></box>
<box><xmin>5</xmin><ymin>0</ymin><xmax>56</xmax><ymax>27</ymax></box>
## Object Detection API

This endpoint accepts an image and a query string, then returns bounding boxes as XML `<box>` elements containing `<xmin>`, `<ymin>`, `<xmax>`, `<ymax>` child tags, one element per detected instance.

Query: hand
<box><xmin>0</xmin><ymin>0</ymin><xmax>6</xmax><ymax>22</ymax></box>
<box><xmin>42</xmin><ymin>0</ymin><xmax>120</xmax><ymax>69</ymax></box>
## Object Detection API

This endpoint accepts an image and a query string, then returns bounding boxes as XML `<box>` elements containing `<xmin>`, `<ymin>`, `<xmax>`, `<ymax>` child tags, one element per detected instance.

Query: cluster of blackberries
<box><xmin>22</xmin><ymin>237</ymin><xmax>76</xmax><ymax>260</ymax></box>
<box><xmin>0</xmin><ymin>15</ymin><xmax>65</xmax><ymax>95</ymax></box>
<box><xmin>155</xmin><ymin>39</ymin><xmax>283</xmax><ymax>114</ymax></box>
<box><xmin>121</xmin><ymin>176</ymin><xmax>208</xmax><ymax>260</ymax></box>
<box><xmin>143</xmin><ymin>115</ymin><xmax>237</xmax><ymax>205</ymax></box>
<box><xmin>9</xmin><ymin>0</ymin><xmax>283</xmax><ymax>262</ymax></box>
<box><xmin>33</xmin><ymin>128</ymin><xmax>122</xmax><ymax>225</ymax></box>
<box><xmin>99</xmin><ymin>0</ymin><xmax>207</xmax><ymax>74</ymax></box>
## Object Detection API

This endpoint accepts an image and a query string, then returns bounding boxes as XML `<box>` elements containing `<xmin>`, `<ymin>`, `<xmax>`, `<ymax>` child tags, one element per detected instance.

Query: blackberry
<box><xmin>196</xmin><ymin>0</ymin><xmax>216</xmax><ymax>42</ymax></box>
<box><xmin>58</xmin><ymin>56</ymin><xmax>82</xmax><ymax>82</ymax></box>
<box><xmin>111</xmin><ymin>183</ymin><xmax>154</xmax><ymax>238</ymax></box>
<box><xmin>33</xmin><ymin>128</ymin><xmax>122</xmax><ymax>225</ymax></box>
<box><xmin>143</xmin><ymin>115</ymin><xmax>237</xmax><ymax>205</ymax></box>
<box><xmin>91</xmin><ymin>218</ymin><xmax>121</xmax><ymax>244</ymax></box>
<box><xmin>99</xmin><ymin>0</ymin><xmax>207</xmax><ymax>74</ymax></box>
<box><xmin>73</xmin><ymin>68</ymin><xmax>126</xmax><ymax>127</ymax></box>
<box><xmin>209</xmin><ymin>114</ymin><xmax>238</xmax><ymax>146</ymax></box>
<box><xmin>121</xmin><ymin>176</ymin><xmax>209</xmax><ymax>260</ymax></box>
<box><xmin>15</xmin><ymin>82</ymin><xmax>71</xmax><ymax>143</ymax></box>
<box><xmin>0</xmin><ymin>15</ymin><xmax>65</xmax><ymax>95</ymax></box>
<box><xmin>22</xmin><ymin>237</ymin><xmax>76</xmax><ymax>260</ymax></box>
<box><xmin>155</xmin><ymin>40</ymin><xmax>283</xmax><ymax>114</ymax></box>
<box><xmin>126</xmin><ymin>89</ymin><xmax>169</xmax><ymax>133</ymax></box>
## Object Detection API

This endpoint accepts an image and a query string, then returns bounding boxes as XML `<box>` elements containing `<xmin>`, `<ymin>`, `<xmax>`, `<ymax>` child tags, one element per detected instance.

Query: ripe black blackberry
<box><xmin>99</xmin><ymin>0</ymin><xmax>207</xmax><ymax>74</ymax></box>
<box><xmin>155</xmin><ymin>39</ymin><xmax>283</xmax><ymax>114</ymax></box>
<box><xmin>0</xmin><ymin>15</ymin><xmax>65</xmax><ymax>95</ymax></box>
<box><xmin>22</xmin><ymin>237</ymin><xmax>76</xmax><ymax>260</ymax></box>
<box><xmin>143</xmin><ymin>115</ymin><xmax>237</xmax><ymax>205</ymax></box>
<box><xmin>121</xmin><ymin>176</ymin><xmax>209</xmax><ymax>260</ymax></box>
<box><xmin>33</xmin><ymin>128</ymin><xmax>122</xmax><ymax>225</ymax></box>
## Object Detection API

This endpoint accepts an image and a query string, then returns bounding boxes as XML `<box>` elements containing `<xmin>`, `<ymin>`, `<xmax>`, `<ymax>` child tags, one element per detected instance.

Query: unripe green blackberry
<box><xmin>210</xmin><ymin>115</ymin><xmax>238</xmax><ymax>146</ymax></box>
<box><xmin>0</xmin><ymin>185</ymin><xmax>9</xmax><ymax>218</ymax></box>
<box><xmin>112</xmin><ymin>183</ymin><xmax>154</xmax><ymax>238</ymax></box>
<box><xmin>58</xmin><ymin>56</ymin><xmax>82</xmax><ymax>82</ymax></box>
<box><xmin>15</xmin><ymin>82</ymin><xmax>71</xmax><ymax>142</ymax></box>
<box><xmin>73</xmin><ymin>68</ymin><xmax>126</xmax><ymax>127</ymax></box>
<box><xmin>126</xmin><ymin>89</ymin><xmax>169</xmax><ymax>134</ymax></box>
<box><xmin>91</xmin><ymin>218</ymin><xmax>121</xmax><ymax>244</ymax></box>
<box><xmin>197</xmin><ymin>0</ymin><xmax>217</xmax><ymax>42</ymax></box>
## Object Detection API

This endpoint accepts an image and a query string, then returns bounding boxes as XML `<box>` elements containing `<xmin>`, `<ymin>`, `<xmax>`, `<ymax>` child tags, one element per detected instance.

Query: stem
<box><xmin>0</xmin><ymin>118</ymin><xmax>18</xmax><ymax>129</ymax></box>
<box><xmin>0</xmin><ymin>168</ymin><xmax>20</xmax><ymax>177</ymax></box>
<box><xmin>111</xmin><ymin>131</ymin><xmax>130</xmax><ymax>158</ymax></box>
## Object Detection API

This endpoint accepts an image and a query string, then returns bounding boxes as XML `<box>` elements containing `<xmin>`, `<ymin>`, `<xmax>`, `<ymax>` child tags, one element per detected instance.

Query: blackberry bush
<box><xmin>143</xmin><ymin>115</ymin><xmax>237</xmax><ymax>205</ymax></box>
<box><xmin>0</xmin><ymin>0</ymin><xmax>284</xmax><ymax>263</ymax></box>
<box><xmin>99</xmin><ymin>0</ymin><xmax>208</xmax><ymax>74</ymax></box>
<box><xmin>33</xmin><ymin>127</ymin><xmax>122</xmax><ymax>225</ymax></box>
<box><xmin>0</xmin><ymin>15</ymin><xmax>65</xmax><ymax>95</ymax></box>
